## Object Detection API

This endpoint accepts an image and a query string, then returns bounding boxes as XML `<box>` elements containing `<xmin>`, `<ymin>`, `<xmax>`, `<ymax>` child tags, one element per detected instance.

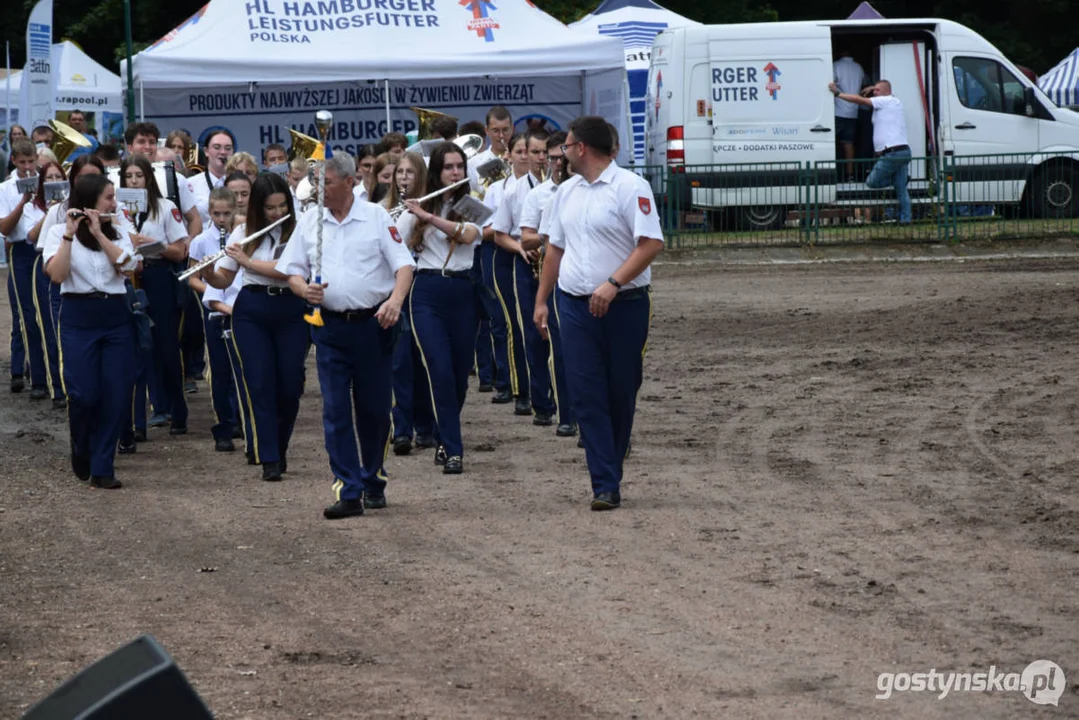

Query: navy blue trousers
<box><xmin>182</xmin><ymin>285</ymin><xmax>206</xmax><ymax>377</ymax></box>
<box><xmin>31</xmin><ymin>254</ymin><xmax>63</xmax><ymax>399</ymax></box>
<box><xmin>548</xmin><ymin>294</ymin><xmax>575</xmax><ymax>427</ymax></box>
<box><xmin>557</xmin><ymin>288</ymin><xmax>651</xmax><ymax>495</ymax></box>
<box><xmin>205</xmin><ymin>312</ymin><xmax>240</xmax><ymax>442</ymax></box>
<box><xmin>60</xmin><ymin>295</ymin><xmax>136</xmax><ymax>478</ymax></box>
<box><xmin>7</xmin><ymin>244</ymin><xmax>25</xmax><ymax>378</ymax></box>
<box><xmin>491</xmin><ymin>246</ymin><xmax>528</xmax><ymax>398</ymax></box>
<box><xmin>120</xmin><ymin>342</ymin><xmax>149</xmax><ymax>446</ymax></box>
<box><xmin>142</xmin><ymin>263</ymin><xmax>187</xmax><ymax>429</ymax></box>
<box><xmin>478</xmin><ymin>241</ymin><xmax>510</xmax><ymax>392</ymax></box>
<box><xmin>470</xmin><ymin>245</ymin><xmax>493</xmax><ymax>385</ymax></box>
<box><xmin>229</xmin><ymin>288</ymin><xmax>307</xmax><ymax>465</ymax></box>
<box><xmin>8</xmin><ymin>242</ymin><xmax>46</xmax><ymax>389</ymax></box>
<box><xmin>221</xmin><ymin>316</ymin><xmax>255</xmax><ymax>459</ymax></box>
<box><xmin>313</xmin><ymin>313</ymin><xmax>394</xmax><ymax>500</ymax></box>
<box><xmin>410</xmin><ymin>272</ymin><xmax>477</xmax><ymax>458</ymax></box>
<box><xmin>511</xmin><ymin>255</ymin><xmax>555</xmax><ymax>415</ymax></box>
<box><xmin>391</xmin><ymin>295</ymin><xmax>434</xmax><ymax>440</ymax></box>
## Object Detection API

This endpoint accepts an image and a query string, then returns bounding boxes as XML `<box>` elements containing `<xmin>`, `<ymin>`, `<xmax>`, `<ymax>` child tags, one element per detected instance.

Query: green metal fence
<box><xmin>628</xmin><ymin>152</ymin><xmax>1078</xmax><ymax>248</ymax></box>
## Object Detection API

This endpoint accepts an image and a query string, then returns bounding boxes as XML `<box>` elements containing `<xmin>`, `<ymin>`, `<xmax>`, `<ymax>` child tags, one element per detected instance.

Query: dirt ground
<box><xmin>1</xmin><ymin>256</ymin><xmax>1077</xmax><ymax>719</ymax></box>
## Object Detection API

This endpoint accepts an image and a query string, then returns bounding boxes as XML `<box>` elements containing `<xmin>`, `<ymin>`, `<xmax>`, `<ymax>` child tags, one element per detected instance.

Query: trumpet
<box><xmin>178</xmin><ymin>214</ymin><xmax>291</xmax><ymax>281</ymax></box>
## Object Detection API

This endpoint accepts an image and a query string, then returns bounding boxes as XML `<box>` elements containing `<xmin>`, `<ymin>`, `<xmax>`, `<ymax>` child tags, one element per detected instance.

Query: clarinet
<box><xmin>219</xmin><ymin>225</ymin><xmax>227</xmax><ymax>250</ymax></box>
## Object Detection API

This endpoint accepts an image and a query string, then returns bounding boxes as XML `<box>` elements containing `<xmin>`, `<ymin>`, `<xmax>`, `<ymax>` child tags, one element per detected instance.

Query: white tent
<box><xmin>570</xmin><ymin>0</ymin><xmax>698</xmax><ymax>165</ymax></box>
<box><xmin>126</xmin><ymin>0</ymin><xmax>628</xmax><ymax>159</ymax></box>
<box><xmin>2</xmin><ymin>41</ymin><xmax>123</xmax><ymax>138</ymax></box>
<box><xmin>1039</xmin><ymin>48</ymin><xmax>1079</xmax><ymax>109</ymax></box>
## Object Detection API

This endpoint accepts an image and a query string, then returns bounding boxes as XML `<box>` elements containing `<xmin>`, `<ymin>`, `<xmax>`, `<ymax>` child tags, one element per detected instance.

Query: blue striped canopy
<box><xmin>1039</xmin><ymin>48</ymin><xmax>1079</xmax><ymax>108</ymax></box>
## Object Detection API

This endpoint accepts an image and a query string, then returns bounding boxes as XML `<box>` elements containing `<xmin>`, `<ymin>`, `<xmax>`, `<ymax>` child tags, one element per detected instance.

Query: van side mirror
<box><xmin>1024</xmin><ymin>86</ymin><xmax>1035</xmax><ymax>117</ymax></box>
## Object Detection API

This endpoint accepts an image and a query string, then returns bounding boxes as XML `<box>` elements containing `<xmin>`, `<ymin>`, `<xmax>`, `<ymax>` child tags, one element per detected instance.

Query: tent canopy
<box><xmin>3</xmin><ymin>41</ymin><xmax>122</xmax><ymax>112</ymax></box>
<box><xmin>130</xmin><ymin>0</ymin><xmax>626</xmax><ymax>87</ymax></box>
<box><xmin>1039</xmin><ymin>48</ymin><xmax>1079</xmax><ymax>108</ymax></box>
<box><xmin>847</xmin><ymin>2</ymin><xmax>885</xmax><ymax>20</ymax></box>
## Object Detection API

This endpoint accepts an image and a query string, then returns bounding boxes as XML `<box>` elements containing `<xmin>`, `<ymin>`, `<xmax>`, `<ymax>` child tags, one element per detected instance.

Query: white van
<box><xmin>645</xmin><ymin>19</ymin><xmax>1079</xmax><ymax>228</ymax></box>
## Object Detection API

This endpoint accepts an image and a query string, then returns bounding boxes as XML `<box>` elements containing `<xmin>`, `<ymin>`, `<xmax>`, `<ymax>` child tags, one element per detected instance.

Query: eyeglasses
<box><xmin>548</xmin><ymin>155</ymin><xmax>565</xmax><ymax>162</ymax></box>
<box><xmin>560</xmin><ymin>142</ymin><xmax>582</xmax><ymax>155</ymax></box>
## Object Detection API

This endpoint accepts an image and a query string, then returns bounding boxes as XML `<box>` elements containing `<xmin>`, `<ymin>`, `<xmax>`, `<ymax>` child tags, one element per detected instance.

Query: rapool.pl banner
<box><xmin>141</xmin><ymin>76</ymin><xmax>583</xmax><ymax>157</ymax></box>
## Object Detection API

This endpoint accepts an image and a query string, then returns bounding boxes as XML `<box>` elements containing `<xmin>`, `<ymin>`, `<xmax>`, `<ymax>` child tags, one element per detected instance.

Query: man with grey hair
<box><xmin>276</xmin><ymin>151</ymin><xmax>415</xmax><ymax>520</ymax></box>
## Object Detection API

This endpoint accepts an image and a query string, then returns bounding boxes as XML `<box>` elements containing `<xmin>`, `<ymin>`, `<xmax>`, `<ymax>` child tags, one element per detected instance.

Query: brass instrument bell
<box><xmin>47</xmin><ymin>119</ymin><xmax>92</xmax><ymax>168</ymax></box>
<box><xmin>410</xmin><ymin>106</ymin><xmax>458</xmax><ymax>140</ymax></box>
<box><xmin>286</xmin><ymin>127</ymin><xmax>321</xmax><ymax>161</ymax></box>
<box><xmin>453</xmin><ymin>134</ymin><xmax>484</xmax><ymax>159</ymax></box>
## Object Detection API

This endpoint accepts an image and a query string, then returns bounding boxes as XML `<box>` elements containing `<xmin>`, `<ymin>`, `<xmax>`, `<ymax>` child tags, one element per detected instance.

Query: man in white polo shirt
<box><xmin>829</xmin><ymin>78</ymin><xmax>912</xmax><ymax>224</ymax></box>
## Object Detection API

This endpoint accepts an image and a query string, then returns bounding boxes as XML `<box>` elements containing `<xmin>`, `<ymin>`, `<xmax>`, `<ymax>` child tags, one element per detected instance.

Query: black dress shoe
<box><xmin>52</xmin><ymin>397</ymin><xmax>67</xmax><ymax>410</ymax></box>
<box><xmin>443</xmin><ymin>456</ymin><xmax>463</xmax><ymax>474</ymax></box>
<box><xmin>478</xmin><ymin>382</ymin><xmax>494</xmax><ymax>392</ymax></box>
<box><xmin>215</xmin><ymin>439</ymin><xmax>236</xmax><ymax>452</ymax></box>
<box><xmin>134</xmin><ymin>429</ymin><xmax>147</xmax><ymax>443</ymax></box>
<box><xmin>556</xmin><ymin>422</ymin><xmax>577</xmax><ymax>437</ymax></box>
<box><xmin>71</xmin><ymin>453</ymin><xmax>90</xmax><ymax>481</ymax></box>
<box><xmin>10</xmin><ymin>375</ymin><xmax>24</xmax><ymax>393</ymax></box>
<box><xmin>90</xmin><ymin>475</ymin><xmax>122</xmax><ymax>490</ymax></box>
<box><xmin>29</xmin><ymin>387</ymin><xmax>47</xmax><ymax>400</ymax></box>
<box><xmin>591</xmin><ymin>491</ymin><xmax>621</xmax><ymax>511</ymax></box>
<box><xmin>363</xmin><ymin>492</ymin><xmax>387</xmax><ymax>510</ymax></box>
<box><xmin>169</xmin><ymin>425</ymin><xmax>187</xmax><ymax>435</ymax></box>
<box><xmin>247</xmin><ymin>453</ymin><xmax>257</xmax><ymax>466</ymax></box>
<box><xmin>491</xmin><ymin>389</ymin><xmax>513</xmax><ymax>404</ymax></box>
<box><xmin>392</xmin><ymin>436</ymin><xmax>412</xmax><ymax>456</ymax></box>
<box><xmin>414</xmin><ymin>434</ymin><xmax>436</xmax><ymax>449</ymax></box>
<box><xmin>578</xmin><ymin>436</ymin><xmax>584</xmax><ymax>448</ymax></box>
<box><xmin>262</xmin><ymin>462</ymin><xmax>283</xmax><ymax>482</ymax></box>
<box><xmin>514</xmin><ymin>396</ymin><xmax>531</xmax><ymax>416</ymax></box>
<box><xmin>184</xmin><ymin>380</ymin><xmax>198</xmax><ymax>394</ymax></box>
<box><xmin>280</xmin><ymin>456</ymin><xmax>288</xmax><ymax>474</ymax></box>
<box><xmin>434</xmin><ymin>445</ymin><xmax>448</xmax><ymax>466</ymax></box>
<box><xmin>323</xmin><ymin>498</ymin><xmax>364</xmax><ymax>519</ymax></box>
<box><xmin>117</xmin><ymin>442</ymin><xmax>136</xmax><ymax>455</ymax></box>
<box><xmin>533</xmin><ymin>412</ymin><xmax>554</xmax><ymax>427</ymax></box>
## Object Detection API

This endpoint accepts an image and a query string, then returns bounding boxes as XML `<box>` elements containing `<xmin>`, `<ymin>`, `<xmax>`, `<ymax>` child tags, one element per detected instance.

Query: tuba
<box><xmin>286</xmin><ymin>128</ymin><xmax>322</xmax><ymax>162</ymax></box>
<box><xmin>410</xmin><ymin>106</ymin><xmax>457</xmax><ymax>141</ymax></box>
<box><xmin>48</xmin><ymin>119</ymin><xmax>92</xmax><ymax>169</ymax></box>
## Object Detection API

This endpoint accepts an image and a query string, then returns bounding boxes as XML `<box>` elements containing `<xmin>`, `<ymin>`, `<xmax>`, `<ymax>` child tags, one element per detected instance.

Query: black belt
<box><xmin>416</xmin><ymin>268</ymin><xmax>471</xmax><ymax>280</ymax></box>
<box><xmin>62</xmin><ymin>291</ymin><xmax>118</xmax><ymax>299</ymax></box>
<box><xmin>562</xmin><ymin>285</ymin><xmax>650</xmax><ymax>303</ymax></box>
<box><xmin>322</xmin><ymin>306</ymin><xmax>381</xmax><ymax>322</ymax></box>
<box><xmin>877</xmin><ymin>144</ymin><xmax>909</xmax><ymax>156</ymax></box>
<box><xmin>142</xmin><ymin>258</ymin><xmax>170</xmax><ymax>267</ymax></box>
<box><xmin>242</xmin><ymin>284</ymin><xmax>290</xmax><ymax>296</ymax></box>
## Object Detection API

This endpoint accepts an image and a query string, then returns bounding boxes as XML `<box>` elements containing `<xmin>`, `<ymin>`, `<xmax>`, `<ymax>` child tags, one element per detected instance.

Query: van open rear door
<box><xmin>695</xmin><ymin>25</ymin><xmax>836</xmax><ymax>229</ymax></box>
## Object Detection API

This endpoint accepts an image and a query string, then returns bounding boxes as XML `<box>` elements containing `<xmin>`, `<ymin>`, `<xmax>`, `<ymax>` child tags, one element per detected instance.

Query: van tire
<box><xmin>1028</xmin><ymin>164</ymin><xmax>1078</xmax><ymax>219</ymax></box>
<box><xmin>734</xmin><ymin>205</ymin><xmax>785</xmax><ymax>231</ymax></box>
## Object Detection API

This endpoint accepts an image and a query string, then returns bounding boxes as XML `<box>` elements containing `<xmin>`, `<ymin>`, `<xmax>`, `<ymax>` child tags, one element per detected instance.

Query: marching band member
<box><xmin>0</xmin><ymin>138</ymin><xmax>50</xmax><ymax>401</ymax></box>
<box><xmin>277</xmin><ymin>153</ymin><xmax>415</xmax><ymax>519</ymax></box>
<box><xmin>287</xmin><ymin>158</ymin><xmax>308</xmax><ymax>201</ymax></box>
<box><xmin>262</xmin><ymin>144</ymin><xmax>288</xmax><ymax>171</ymax></box>
<box><xmin>225</xmin><ymin>152</ymin><xmax>260</xmax><ymax>185</ymax></box>
<box><xmin>119</xmin><ymin>154</ymin><xmax>190</xmax><ymax>438</ymax></box>
<box><xmin>353</xmin><ymin>145</ymin><xmax>379</xmax><ymax>204</ymax></box>
<box><xmin>398</xmin><ymin>142</ymin><xmax>481</xmax><ymax>475</ymax></box>
<box><xmin>534</xmin><ymin>117</ymin><xmax>664</xmax><ymax>511</ymax></box>
<box><xmin>44</xmin><ymin>174</ymin><xmax>140</xmax><ymax>489</ymax></box>
<box><xmin>380</xmin><ymin>132</ymin><xmax>407</xmax><ymax>162</ymax></box>
<box><xmin>123</xmin><ymin>123</ymin><xmax>202</xmax><ymax>237</ymax></box>
<box><xmin>165</xmin><ymin>130</ymin><xmax>195</xmax><ymax>176</ymax></box>
<box><xmin>386</xmin><ymin>152</ymin><xmax>435</xmax><ymax>455</ymax></box>
<box><xmin>488</xmin><ymin>132</ymin><xmax>534</xmax><ymax>417</ymax></box>
<box><xmin>189</xmin><ymin>187</ymin><xmax>244</xmax><ymax>452</ymax></box>
<box><xmin>26</xmin><ymin>160</ymin><xmax>67</xmax><ymax>408</ymax></box>
<box><xmin>225</xmin><ymin>171</ymin><xmax>253</xmax><ymax>225</ymax></box>
<box><xmin>4</xmin><ymin>125</ymin><xmax>28</xmax><ymax>176</ymax></box>
<box><xmin>191</xmin><ymin>129</ymin><xmax>236</xmax><ymax>226</ymax></box>
<box><xmin>492</xmin><ymin>129</ymin><xmax>555</xmax><ymax>425</ymax></box>
<box><xmin>202</xmin><ymin>173</ymin><xmax>306</xmax><ymax>482</ymax></box>
<box><xmin>519</xmin><ymin>131</ymin><xmax>576</xmax><ymax>438</ymax></box>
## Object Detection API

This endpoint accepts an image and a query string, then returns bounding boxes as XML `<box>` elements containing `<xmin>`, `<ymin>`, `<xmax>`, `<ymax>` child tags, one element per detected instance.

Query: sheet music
<box><xmin>452</xmin><ymin>195</ymin><xmax>494</xmax><ymax>227</ymax></box>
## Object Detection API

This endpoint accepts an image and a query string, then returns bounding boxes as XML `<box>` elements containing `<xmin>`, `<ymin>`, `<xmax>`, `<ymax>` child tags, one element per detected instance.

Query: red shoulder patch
<box><xmin>389</xmin><ymin>226</ymin><xmax>403</xmax><ymax>243</ymax></box>
<box><xmin>638</xmin><ymin>196</ymin><xmax>652</xmax><ymax>215</ymax></box>
<box><xmin>172</xmin><ymin>207</ymin><xmax>183</xmax><ymax>224</ymax></box>
<box><xmin>121</xmin><ymin>207</ymin><xmax>132</xmax><ymax>221</ymax></box>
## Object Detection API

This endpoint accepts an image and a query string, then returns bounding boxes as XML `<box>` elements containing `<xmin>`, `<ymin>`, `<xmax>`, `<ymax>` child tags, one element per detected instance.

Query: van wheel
<box><xmin>735</xmin><ymin>205</ymin><xmax>785</xmax><ymax>231</ymax></box>
<box><xmin>1029</xmin><ymin>165</ymin><xmax>1077</xmax><ymax>219</ymax></box>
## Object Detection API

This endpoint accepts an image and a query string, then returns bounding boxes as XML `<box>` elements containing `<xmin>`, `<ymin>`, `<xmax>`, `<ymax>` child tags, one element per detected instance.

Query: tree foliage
<box><xmin>0</xmin><ymin>0</ymin><xmax>1072</xmax><ymax>83</ymax></box>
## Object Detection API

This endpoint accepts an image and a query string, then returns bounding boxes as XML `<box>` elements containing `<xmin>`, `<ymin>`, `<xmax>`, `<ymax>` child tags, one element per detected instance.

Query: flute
<box><xmin>178</xmin><ymin>214</ymin><xmax>291</xmax><ymax>281</ymax></box>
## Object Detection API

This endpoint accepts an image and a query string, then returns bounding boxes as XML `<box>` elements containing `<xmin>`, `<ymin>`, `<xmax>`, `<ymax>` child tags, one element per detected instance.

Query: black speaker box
<box><xmin>22</xmin><ymin>634</ymin><xmax>213</xmax><ymax>719</ymax></box>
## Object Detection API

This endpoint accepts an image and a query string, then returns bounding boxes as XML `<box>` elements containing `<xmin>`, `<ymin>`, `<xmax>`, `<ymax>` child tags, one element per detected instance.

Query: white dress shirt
<box><xmin>276</xmin><ymin>198</ymin><xmax>414</xmax><ymax>311</ymax></box>
<box><xmin>216</xmin><ymin>223</ymin><xmax>290</xmax><ymax>288</ymax></box>
<box><xmin>870</xmin><ymin>95</ymin><xmax>908</xmax><ymax>152</ymax></box>
<box><xmin>519</xmin><ymin>179</ymin><xmax>558</xmax><ymax>231</ymax></box>
<box><xmin>36</xmin><ymin>203</ymin><xmax>65</xmax><ymax>251</ymax></box>
<box><xmin>190</xmin><ymin>168</ymin><xmax>228</xmax><ymax>226</ymax></box>
<box><xmin>189</xmin><ymin>223</ymin><xmax>232</xmax><ymax>262</ymax></box>
<box><xmin>833</xmin><ymin>57</ymin><xmax>866</xmax><ymax>119</ymax></box>
<box><xmin>547</xmin><ymin>162</ymin><xmax>664</xmax><ymax>296</ymax></box>
<box><xmin>352</xmin><ymin>184</ymin><xmax>370</xmax><ymax>205</ymax></box>
<box><xmin>203</xmin><ymin>269</ymin><xmax>243</xmax><ymax>314</ymax></box>
<box><xmin>396</xmin><ymin>202</ymin><xmax>480</xmax><ymax>274</ymax></box>
<box><xmin>490</xmin><ymin>172</ymin><xmax>540</xmax><ymax>238</ymax></box>
<box><xmin>43</xmin><ymin>224</ymin><xmax>138</xmax><ymax>294</ymax></box>
<box><xmin>0</xmin><ymin>177</ymin><xmax>42</xmax><ymax>243</ymax></box>
<box><xmin>481</xmin><ymin>173</ymin><xmax>517</xmax><ymax>228</ymax></box>
<box><xmin>126</xmin><ymin>198</ymin><xmax>187</xmax><ymax>259</ymax></box>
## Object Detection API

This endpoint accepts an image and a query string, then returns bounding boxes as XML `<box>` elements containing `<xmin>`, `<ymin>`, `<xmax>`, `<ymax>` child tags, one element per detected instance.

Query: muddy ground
<box><xmin>1</xmin><ymin>257</ymin><xmax>1077</xmax><ymax>719</ymax></box>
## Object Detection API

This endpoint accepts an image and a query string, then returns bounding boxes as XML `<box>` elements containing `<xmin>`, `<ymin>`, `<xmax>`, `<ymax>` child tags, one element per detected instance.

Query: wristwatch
<box><xmin>607</xmin><ymin>276</ymin><xmax>623</xmax><ymax>289</ymax></box>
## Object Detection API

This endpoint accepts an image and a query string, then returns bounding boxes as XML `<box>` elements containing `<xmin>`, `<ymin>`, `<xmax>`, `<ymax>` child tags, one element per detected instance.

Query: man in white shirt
<box><xmin>829</xmin><ymin>79</ymin><xmax>912</xmax><ymax>224</ymax></box>
<box><xmin>277</xmin><ymin>153</ymin><xmax>415</xmax><ymax>520</ymax></box>
<box><xmin>535</xmin><ymin>117</ymin><xmax>664</xmax><ymax>511</ymax></box>
<box><xmin>123</xmin><ymin>123</ymin><xmax>202</xmax><ymax>238</ymax></box>
<box><xmin>832</xmin><ymin>50</ymin><xmax>866</xmax><ymax>179</ymax></box>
